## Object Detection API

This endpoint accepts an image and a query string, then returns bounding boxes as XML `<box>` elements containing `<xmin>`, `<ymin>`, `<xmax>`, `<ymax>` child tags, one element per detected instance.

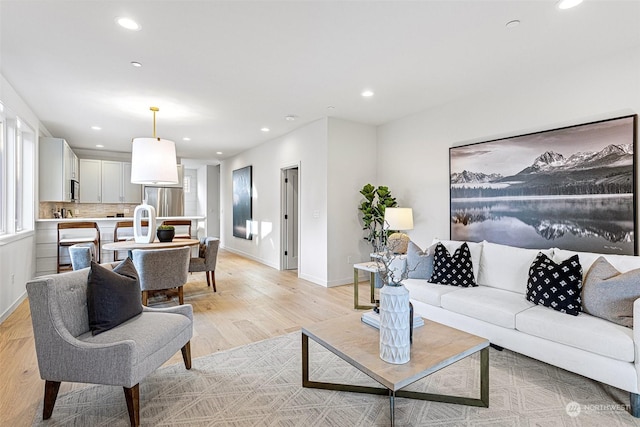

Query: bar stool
<box><xmin>113</xmin><ymin>220</ymin><xmax>148</xmax><ymax>261</ymax></box>
<box><xmin>57</xmin><ymin>222</ymin><xmax>100</xmax><ymax>273</ymax></box>
<box><xmin>161</xmin><ymin>220</ymin><xmax>192</xmax><ymax>239</ymax></box>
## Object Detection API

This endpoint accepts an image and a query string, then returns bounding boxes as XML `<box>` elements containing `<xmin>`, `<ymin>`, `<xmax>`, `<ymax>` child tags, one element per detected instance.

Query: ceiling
<box><xmin>1</xmin><ymin>1</ymin><xmax>639</xmax><ymax>164</ymax></box>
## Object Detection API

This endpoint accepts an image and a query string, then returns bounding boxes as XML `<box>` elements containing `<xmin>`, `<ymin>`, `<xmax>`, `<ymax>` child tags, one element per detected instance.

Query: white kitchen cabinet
<box><xmin>122</xmin><ymin>162</ymin><xmax>142</xmax><ymax>203</ymax></box>
<box><xmin>39</xmin><ymin>137</ymin><xmax>78</xmax><ymax>201</ymax></box>
<box><xmin>79</xmin><ymin>159</ymin><xmax>102</xmax><ymax>203</ymax></box>
<box><xmin>101</xmin><ymin>161</ymin><xmax>141</xmax><ymax>203</ymax></box>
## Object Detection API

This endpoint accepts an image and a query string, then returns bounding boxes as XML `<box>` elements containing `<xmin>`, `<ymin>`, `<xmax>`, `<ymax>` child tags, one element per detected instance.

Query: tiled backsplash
<box><xmin>39</xmin><ymin>202</ymin><xmax>140</xmax><ymax>219</ymax></box>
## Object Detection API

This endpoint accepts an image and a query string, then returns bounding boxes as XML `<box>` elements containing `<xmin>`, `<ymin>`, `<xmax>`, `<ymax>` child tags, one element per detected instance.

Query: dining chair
<box><xmin>57</xmin><ymin>222</ymin><xmax>100</xmax><ymax>272</ymax></box>
<box><xmin>68</xmin><ymin>244</ymin><xmax>93</xmax><ymax>270</ymax></box>
<box><xmin>132</xmin><ymin>246</ymin><xmax>191</xmax><ymax>305</ymax></box>
<box><xmin>113</xmin><ymin>220</ymin><xmax>148</xmax><ymax>261</ymax></box>
<box><xmin>188</xmin><ymin>237</ymin><xmax>220</xmax><ymax>292</ymax></box>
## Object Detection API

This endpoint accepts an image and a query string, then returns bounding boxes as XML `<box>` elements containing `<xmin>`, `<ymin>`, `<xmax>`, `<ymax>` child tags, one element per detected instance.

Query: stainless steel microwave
<box><xmin>70</xmin><ymin>179</ymin><xmax>79</xmax><ymax>201</ymax></box>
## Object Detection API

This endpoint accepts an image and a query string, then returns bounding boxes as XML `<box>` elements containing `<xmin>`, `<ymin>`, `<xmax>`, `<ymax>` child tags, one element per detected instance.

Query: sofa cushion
<box><xmin>432</xmin><ymin>239</ymin><xmax>483</xmax><ymax>281</ymax></box>
<box><xmin>87</xmin><ymin>259</ymin><xmax>143</xmax><ymax>336</ymax></box>
<box><xmin>526</xmin><ymin>253</ymin><xmax>582</xmax><ymax>316</ymax></box>
<box><xmin>403</xmin><ymin>278</ymin><xmax>462</xmax><ymax>307</ymax></box>
<box><xmin>583</xmin><ymin>256</ymin><xmax>640</xmax><ymax>328</ymax></box>
<box><xmin>430</xmin><ymin>242</ymin><xmax>477</xmax><ymax>287</ymax></box>
<box><xmin>478</xmin><ymin>242</ymin><xmax>553</xmax><ymax>295</ymax></box>
<box><xmin>440</xmin><ymin>286</ymin><xmax>534</xmax><ymax>329</ymax></box>
<box><xmin>406</xmin><ymin>241</ymin><xmax>435</xmax><ymax>279</ymax></box>
<box><xmin>516</xmin><ymin>305</ymin><xmax>635</xmax><ymax>362</ymax></box>
<box><xmin>554</xmin><ymin>248</ymin><xmax>640</xmax><ymax>279</ymax></box>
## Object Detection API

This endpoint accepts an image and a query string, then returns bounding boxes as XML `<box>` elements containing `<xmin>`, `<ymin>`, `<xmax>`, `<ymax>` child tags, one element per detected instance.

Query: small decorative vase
<box><xmin>379</xmin><ymin>284</ymin><xmax>411</xmax><ymax>364</ymax></box>
<box><xmin>156</xmin><ymin>229</ymin><xmax>175</xmax><ymax>242</ymax></box>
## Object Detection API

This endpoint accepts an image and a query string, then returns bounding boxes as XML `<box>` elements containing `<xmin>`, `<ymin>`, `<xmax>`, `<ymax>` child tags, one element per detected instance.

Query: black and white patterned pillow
<box><xmin>429</xmin><ymin>242</ymin><xmax>477</xmax><ymax>287</ymax></box>
<box><xmin>526</xmin><ymin>252</ymin><xmax>582</xmax><ymax>316</ymax></box>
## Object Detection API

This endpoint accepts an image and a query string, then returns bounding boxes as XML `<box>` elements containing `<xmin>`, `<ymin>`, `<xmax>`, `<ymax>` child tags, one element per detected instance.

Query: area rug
<box><xmin>32</xmin><ymin>332</ymin><xmax>640</xmax><ymax>426</ymax></box>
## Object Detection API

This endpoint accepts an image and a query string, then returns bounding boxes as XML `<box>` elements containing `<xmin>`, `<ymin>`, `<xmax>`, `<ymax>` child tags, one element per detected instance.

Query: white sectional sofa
<box><xmin>401</xmin><ymin>239</ymin><xmax>640</xmax><ymax>416</ymax></box>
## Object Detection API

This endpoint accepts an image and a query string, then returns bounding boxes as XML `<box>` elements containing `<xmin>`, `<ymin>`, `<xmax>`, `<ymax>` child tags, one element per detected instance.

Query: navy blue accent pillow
<box><xmin>87</xmin><ymin>258</ymin><xmax>142</xmax><ymax>335</ymax></box>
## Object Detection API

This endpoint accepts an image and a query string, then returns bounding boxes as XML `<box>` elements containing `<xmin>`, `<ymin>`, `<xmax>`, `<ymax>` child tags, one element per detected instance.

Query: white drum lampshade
<box><xmin>384</xmin><ymin>208</ymin><xmax>414</xmax><ymax>231</ymax></box>
<box><xmin>130</xmin><ymin>107</ymin><xmax>179</xmax><ymax>243</ymax></box>
<box><xmin>130</xmin><ymin>137</ymin><xmax>179</xmax><ymax>185</ymax></box>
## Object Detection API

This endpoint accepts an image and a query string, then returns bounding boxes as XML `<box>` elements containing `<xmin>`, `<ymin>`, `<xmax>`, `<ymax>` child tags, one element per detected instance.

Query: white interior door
<box><xmin>283</xmin><ymin>167</ymin><xmax>299</xmax><ymax>270</ymax></box>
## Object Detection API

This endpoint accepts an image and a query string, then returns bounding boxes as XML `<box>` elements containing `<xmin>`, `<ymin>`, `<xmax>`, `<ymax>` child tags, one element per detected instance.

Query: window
<box><xmin>0</xmin><ymin>102</ymin><xmax>35</xmax><ymax>237</ymax></box>
<box><xmin>0</xmin><ymin>117</ymin><xmax>4</xmax><ymax>235</ymax></box>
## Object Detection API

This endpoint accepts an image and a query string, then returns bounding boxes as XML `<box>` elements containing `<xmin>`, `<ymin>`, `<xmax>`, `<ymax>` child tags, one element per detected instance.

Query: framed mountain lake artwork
<box><xmin>449</xmin><ymin>115</ymin><xmax>638</xmax><ymax>255</ymax></box>
<box><xmin>232</xmin><ymin>165</ymin><xmax>253</xmax><ymax>240</ymax></box>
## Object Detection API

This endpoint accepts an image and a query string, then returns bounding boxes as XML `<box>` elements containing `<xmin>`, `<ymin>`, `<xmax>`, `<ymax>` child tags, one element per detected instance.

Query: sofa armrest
<box><xmin>143</xmin><ymin>303</ymin><xmax>193</xmax><ymax>321</ymax></box>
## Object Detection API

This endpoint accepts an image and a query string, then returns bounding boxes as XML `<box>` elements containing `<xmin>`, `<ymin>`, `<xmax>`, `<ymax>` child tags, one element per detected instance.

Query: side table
<box><xmin>353</xmin><ymin>261</ymin><xmax>383</xmax><ymax>310</ymax></box>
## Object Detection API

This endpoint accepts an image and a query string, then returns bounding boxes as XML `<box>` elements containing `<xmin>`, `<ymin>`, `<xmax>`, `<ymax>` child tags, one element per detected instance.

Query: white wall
<box><xmin>377</xmin><ymin>47</ymin><xmax>640</xmax><ymax>250</ymax></box>
<box><xmin>221</xmin><ymin>117</ymin><xmax>377</xmax><ymax>286</ymax></box>
<box><xmin>327</xmin><ymin>118</ymin><xmax>377</xmax><ymax>285</ymax></box>
<box><xmin>221</xmin><ymin>118</ymin><xmax>329</xmax><ymax>282</ymax></box>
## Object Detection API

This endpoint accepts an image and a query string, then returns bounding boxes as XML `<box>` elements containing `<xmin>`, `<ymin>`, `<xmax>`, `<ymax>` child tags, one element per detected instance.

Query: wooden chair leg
<box><xmin>205</xmin><ymin>271</ymin><xmax>211</xmax><ymax>287</ymax></box>
<box><xmin>124</xmin><ymin>384</ymin><xmax>140</xmax><ymax>427</ymax></box>
<box><xmin>178</xmin><ymin>286</ymin><xmax>184</xmax><ymax>305</ymax></box>
<box><xmin>141</xmin><ymin>290</ymin><xmax>148</xmax><ymax>306</ymax></box>
<box><xmin>181</xmin><ymin>341</ymin><xmax>192</xmax><ymax>370</ymax></box>
<box><xmin>210</xmin><ymin>271</ymin><xmax>216</xmax><ymax>292</ymax></box>
<box><xmin>43</xmin><ymin>380</ymin><xmax>61</xmax><ymax>419</ymax></box>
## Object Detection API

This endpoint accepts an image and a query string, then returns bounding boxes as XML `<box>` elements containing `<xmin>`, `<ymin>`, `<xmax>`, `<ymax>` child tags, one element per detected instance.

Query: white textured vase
<box><xmin>379</xmin><ymin>284</ymin><xmax>411</xmax><ymax>364</ymax></box>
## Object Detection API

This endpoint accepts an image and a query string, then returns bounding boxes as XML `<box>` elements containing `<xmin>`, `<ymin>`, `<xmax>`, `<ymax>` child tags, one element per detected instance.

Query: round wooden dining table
<box><xmin>103</xmin><ymin>239</ymin><xmax>200</xmax><ymax>251</ymax></box>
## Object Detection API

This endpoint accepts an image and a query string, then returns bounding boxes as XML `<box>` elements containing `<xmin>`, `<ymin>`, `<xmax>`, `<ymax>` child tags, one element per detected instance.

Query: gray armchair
<box><xmin>26</xmin><ymin>267</ymin><xmax>193</xmax><ymax>426</ymax></box>
<box><xmin>132</xmin><ymin>246</ymin><xmax>191</xmax><ymax>305</ymax></box>
<box><xmin>189</xmin><ymin>237</ymin><xmax>220</xmax><ymax>292</ymax></box>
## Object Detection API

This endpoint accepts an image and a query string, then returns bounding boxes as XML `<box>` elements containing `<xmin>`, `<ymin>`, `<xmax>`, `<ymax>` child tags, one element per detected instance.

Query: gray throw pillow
<box><xmin>406</xmin><ymin>241</ymin><xmax>435</xmax><ymax>279</ymax></box>
<box><xmin>583</xmin><ymin>256</ymin><xmax>640</xmax><ymax>328</ymax></box>
<box><xmin>87</xmin><ymin>258</ymin><xmax>142</xmax><ymax>335</ymax></box>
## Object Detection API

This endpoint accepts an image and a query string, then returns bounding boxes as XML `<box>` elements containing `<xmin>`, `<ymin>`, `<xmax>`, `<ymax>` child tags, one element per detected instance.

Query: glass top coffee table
<box><xmin>301</xmin><ymin>312</ymin><xmax>489</xmax><ymax>426</ymax></box>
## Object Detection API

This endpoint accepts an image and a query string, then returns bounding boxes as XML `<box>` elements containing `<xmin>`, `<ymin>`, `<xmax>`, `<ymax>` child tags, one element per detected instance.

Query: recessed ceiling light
<box><xmin>183</xmin><ymin>137</ymin><xmax>191</xmax><ymax>141</ymax></box>
<box><xmin>130</xmin><ymin>61</ymin><xmax>142</xmax><ymax>68</ymax></box>
<box><xmin>557</xmin><ymin>0</ymin><xmax>583</xmax><ymax>9</ymax></box>
<box><xmin>361</xmin><ymin>90</ymin><xmax>374</xmax><ymax>97</ymax></box>
<box><xmin>96</xmin><ymin>144</ymin><xmax>104</xmax><ymax>148</ymax></box>
<box><xmin>261</xmin><ymin>127</ymin><xmax>270</xmax><ymax>132</ymax></box>
<box><xmin>505</xmin><ymin>20</ymin><xmax>520</xmax><ymax>29</ymax></box>
<box><xmin>116</xmin><ymin>17</ymin><xmax>141</xmax><ymax>31</ymax></box>
<box><xmin>91</xmin><ymin>126</ymin><xmax>101</xmax><ymax>130</ymax></box>
<box><xmin>284</xmin><ymin>115</ymin><xmax>298</xmax><ymax>121</ymax></box>
<box><xmin>216</xmin><ymin>151</ymin><xmax>223</xmax><ymax>155</ymax></box>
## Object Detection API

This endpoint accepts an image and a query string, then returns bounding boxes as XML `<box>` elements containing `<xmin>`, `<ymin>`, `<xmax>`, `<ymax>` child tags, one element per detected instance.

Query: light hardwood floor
<box><xmin>0</xmin><ymin>249</ymin><xmax>365</xmax><ymax>426</ymax></box>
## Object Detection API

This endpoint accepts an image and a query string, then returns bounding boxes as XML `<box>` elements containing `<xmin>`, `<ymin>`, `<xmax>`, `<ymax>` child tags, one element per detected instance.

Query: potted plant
<box><xmin>358</xmin><ymin>184</ymin><xmax>397</xmax><ymax>253</ymax></box>
<box><xmin>156</xmin><ymin>225</ymin><xmax>175</xmax><ymax>242</ymax></box>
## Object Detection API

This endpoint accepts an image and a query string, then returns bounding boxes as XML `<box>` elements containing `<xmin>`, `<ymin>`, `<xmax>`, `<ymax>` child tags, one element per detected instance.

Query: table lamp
<box><xmin>384</xmin><ymin>207</ymin><xmax>414</xmax><ymax>254</ymax></box>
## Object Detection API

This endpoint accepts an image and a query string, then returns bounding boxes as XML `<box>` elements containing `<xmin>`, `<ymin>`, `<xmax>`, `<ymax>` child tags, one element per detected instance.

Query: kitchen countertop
<box><xmin>36</xmin><ymin>216</ymin><xmax>205</xmax><ymax>222</ymax></box>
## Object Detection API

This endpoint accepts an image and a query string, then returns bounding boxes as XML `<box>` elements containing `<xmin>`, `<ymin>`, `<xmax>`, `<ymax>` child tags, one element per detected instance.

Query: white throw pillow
<box><xmin>478</xmin><ymin>241</ymin><xmax>553</xmax><ymax>294</ymax></box>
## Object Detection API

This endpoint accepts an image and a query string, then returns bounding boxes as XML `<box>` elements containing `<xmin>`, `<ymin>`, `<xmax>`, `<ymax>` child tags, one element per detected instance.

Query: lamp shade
<box><xmin>130</xmin><ymin>137</ymin><xmax>179</xmax><ymax>185</ymax></box>
<box><xmin>384</xmin><ymin>207</ymin><xmax>414</xmax><ymax>231</ymax></box>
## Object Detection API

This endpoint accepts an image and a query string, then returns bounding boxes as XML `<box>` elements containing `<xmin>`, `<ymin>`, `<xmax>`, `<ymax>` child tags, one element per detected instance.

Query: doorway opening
<box><xmin>281</xmin><ymin>166</ymin><xmax>299</xmax><ymax>270</ymax></box>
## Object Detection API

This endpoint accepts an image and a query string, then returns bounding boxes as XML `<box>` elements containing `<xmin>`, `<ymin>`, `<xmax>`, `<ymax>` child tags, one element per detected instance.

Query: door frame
<box><xmin>280</xmin><ymin>162</ymin><xmax>301</xmax><ymax>271</ymax></box>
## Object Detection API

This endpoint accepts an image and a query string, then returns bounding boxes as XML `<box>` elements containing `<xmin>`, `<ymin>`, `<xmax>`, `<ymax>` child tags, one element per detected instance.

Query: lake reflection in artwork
<box><xmin>451</xmin><ymin>195</ymin><xmax>634</xmax><ymax>254</ymax></box>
